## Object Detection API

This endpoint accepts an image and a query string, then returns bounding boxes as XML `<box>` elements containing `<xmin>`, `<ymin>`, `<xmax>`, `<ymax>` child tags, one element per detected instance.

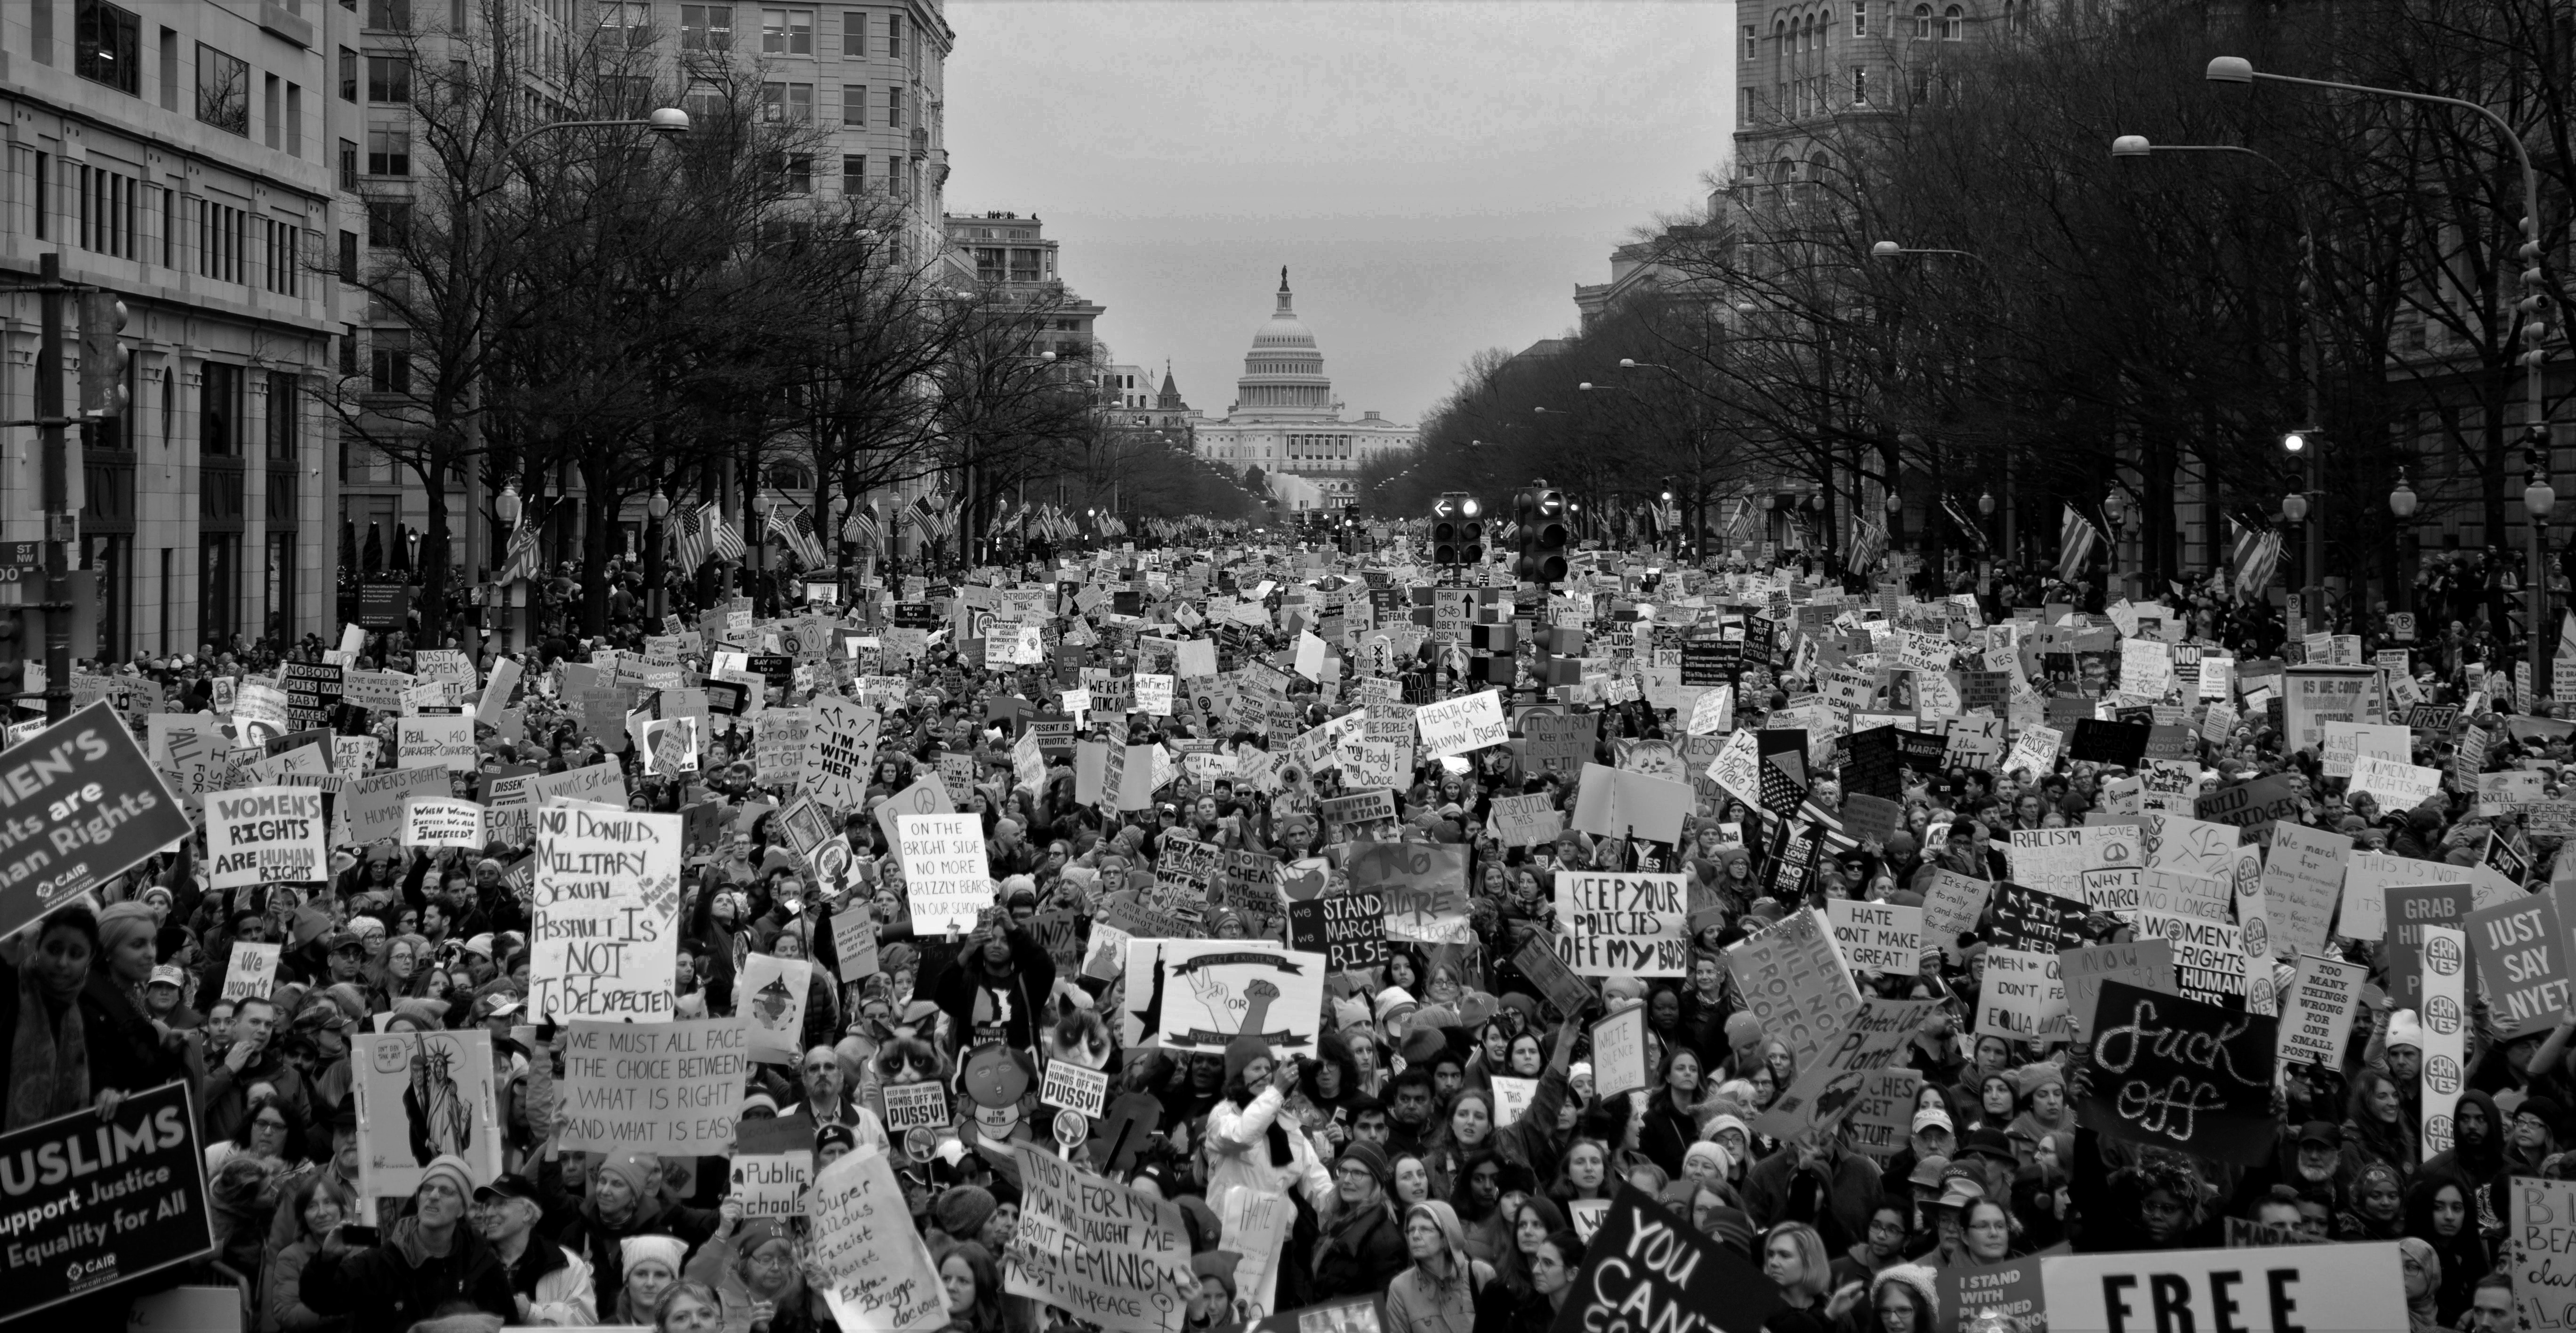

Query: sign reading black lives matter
<box><xmin>0</xmin><ymin>1081</ymin><xmax>214</xmax><ymax>1321</ymax></box>
<box><xmin>0</xmin><ymin>702</ymin><xmax>192</xmax><ymax>941</ymax></box>
<box><xmin>1547</xmin><ymin>1183</ymin><xmax>1783</xmax><ymax>1333</ymax></box>
<box><xmin>2076</xmin><ymin>979</ymin><xmax>2278</xmax><ymax>1166</ymax></box>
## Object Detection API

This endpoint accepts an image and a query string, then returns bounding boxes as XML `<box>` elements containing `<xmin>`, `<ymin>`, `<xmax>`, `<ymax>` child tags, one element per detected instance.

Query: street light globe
<box><xmin>2528</xmin><ymin>479</ymin><xmax>2558</xmax><ymax>520</ymax></box>
<box><xmin>2102</xmin><ymin>492</ymin><xmax>2125</xmax><ymax>525</ymax></box>
<box><xmin>2206</xmin><ymin>55</ymin><xmax>2256</xmax><ymax>83</ymax></box>
<box><xmin>1885</xmin><ymin>492</ymin><xmax>1903</xmax><ymax>514</ymax></box>
<box><xmin>2390</xmin><ymin>472</ymin><xmax>2418</xmax><ymax>519</ymax></box>
<box><xmin>494</xmin><ymin>482</ymin><xmax>521</xmax><ymax>524</ymax></box>
<box><xmin>647</xmin><ymin>489</ymin><xmax>670</xmax><ymax>520</ymax></box>
<box><xmin>647</xmin><ymin>107</ymin><xmax>692</xmax><ymax>135</ymax></box>
<box><xmin>1869</xmin><ymin>241</ymin><xmax>1902</xmax><ymax>259</ymax></box>
<box><xmin>1619</xmin><ymin>359</ymin><xmax>1638</xmax><ymax>369</ymax></box>
<box><xmin>1578</xmin><ymin>382</ymin><xmax>1595</xmax><ymax>392</ymax></box>
<box><xmin>2110</xmin><ymin>135</ymin><xmax>2152</xmax><ymax>158</ymax></box>
<box><xmin>1978</xmin><ymin>488</ymin><xmax>1996</xmax><ymax>516</ymax></box>
<box><xmin>1039</xmin><ymin>351</ymin><xmax>1056</xmax><ymax>363</ymax></box>
<box><xmin>2282</xmin><ymin>493</ymin><xmax>2310</xmax><ymax>523</ymax></box>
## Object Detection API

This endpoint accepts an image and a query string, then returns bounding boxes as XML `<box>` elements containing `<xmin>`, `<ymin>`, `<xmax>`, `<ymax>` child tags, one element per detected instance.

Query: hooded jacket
<box><xmin>297</xmin><ymin>1216</ymin><xmax>519</xmax><ymax>1333</ymax></box>
<box><xmin>1383</xmin><ymin>1202</ymin><xmax>1489</xmax><ymax>1333</ymax></box>
<box><xmin>496</xmin><ymin>1229</ymin><xmax>598</xmax><ymax>1327</ymax></box>
<box><xmin>555</xmin><ymin>1173</ymin><xmax>720</xmax><ymax>1312</ymax></box>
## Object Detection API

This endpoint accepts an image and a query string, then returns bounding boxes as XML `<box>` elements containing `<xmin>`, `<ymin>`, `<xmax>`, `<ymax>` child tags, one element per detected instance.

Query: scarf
<box><xmin>8</xmin><ymin>966</ymin><xmax>90</xmax><ymax>1130</ymax></box>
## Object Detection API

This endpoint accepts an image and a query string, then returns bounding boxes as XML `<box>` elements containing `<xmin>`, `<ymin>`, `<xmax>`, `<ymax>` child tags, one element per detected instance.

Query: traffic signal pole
<box><xmin>36</xmin><ymin>253</ymin><xmax>69</xmax><ymax>723</ymax></box>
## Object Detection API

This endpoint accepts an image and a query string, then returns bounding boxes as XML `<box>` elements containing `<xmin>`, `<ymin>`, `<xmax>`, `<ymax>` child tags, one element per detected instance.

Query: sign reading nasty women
<box><xmin>530</xmin><ymin>807</ymin><xmax>682</xmax><ymax>1022</ymax></box>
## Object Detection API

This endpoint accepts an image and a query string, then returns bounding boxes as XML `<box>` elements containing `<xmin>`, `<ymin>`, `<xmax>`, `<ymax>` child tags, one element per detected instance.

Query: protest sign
<box><xmin>1152</xmin><ymin>941</ymin><xmax>1328</xmax><ymax>1060</ymax></box>
<box><xmin>1976</xmin><ymin>947</ymin><xmax>2069</xmax><ymax>1043</ymax></box>
<box><xmin>1545</xmin><ymin>1185</ymin><xmax>1782</xmax><ymax>1333</ymax></box>
<box><xmin>811</xmin><ymin>1147</ymin><xmax>948</xmax><ymax>1333</ymax></box>
<box><xmin>2037</xmin><ymin>1243</ymin><xmax>2402</xmax><ymax>1333</ymax></box>
<box><xmin>395</xmin><ymin>714</ymin><xmax>477</xmax><ymax>770</ymax></box>
<box><xmin>829</xmin><ymin>904</ymin><xmax>879</xmax><ymax>985</ymax></box>
<box><xmin>2471</xmin><ymin>892</ymin><xmax>2569</xmax><ymax>1037</ymax></box>
<box><xmin>2191</xmin><ymin>771</ymin><xmax>2303</xmax><ymax>834</ymax></box>
<box><xmin>526</xmin><ymin>759</ymin><xmax>630</xmax><ymax>809</ymax></box>
<box><xmin>1553</xmin><ymin>871</ymin><xmax>1688</xmax><ymax>975</ymax></box>
<box><xmin>2349</xmin><ymin>754</ymin><xmax>2442</xmax><ymax>809</ymax></box>
<box><xmin>1948</xmin><ymin>1251</ymin><xmax>2054</xmax><ymax>1333</ymax></box>
<box><xmin>402</xmin><ymin>796</ymin><xmax>485</xmax><ymax>847</ymax></box>
<box><xmin>1588</xmin><ymin>1004</ymin><xmax>1650</xmax><ymax>1098</ymax></box>
<box><xmin>1489</xmin><ymin>793</ymin><xmax>1563</xmax><ymax>848</ymax></box>
<box><xmin>529</xmin><ymin>807</ymin><xmax>681</xmax><ymax>1022</ymax></box>
<box><xmin>1284</xmin><ymin>892</ymin><xmax>1386</xmax><ymax>974</ymax></box>
<box><xmin>729</xmin><ymin>1122</ymin><xmax>813</xmax><ymax>1221</ymax></box>
<box><xmin>1352</xmin><ymin>842</ymin><xmax>1471</xmax><ymax>945</ymax></box>
<box><xmin>2257</xmin><ymin>821</ymin><xmax>2350</xmax><ymax>961</ymax></box>
<box><xmin>205</xmin><ymin>786</ymin><xmax>328</xmax><ymax>887</ymax></box>
<box><xmin>2059</xmin><ymin>939</ymin><xmax>2175</xmax><ymax>1045</ymax></box>
<box><xmin>1040</xmin><ymin>1060</ymin><xmax>1111</xmax><ymax>1118</ymax></box>
<box><xmin>2422</xmin><ymin>923</ymin><xmax>2468</xmax><ymax>1160</ymax></box>
<box><xmin>1723</xmin><ymin>908</ymin><xmax>1862</xmax><ymax>1076</ymax></box>
<box><xmin>898</xmin><ymin>812</ymin><xmax>991</xmax><ymax>936</ymax></box>
<box><xmin>2513</xmin><ymin>1179</ymin><xmax>2576</xmax><ymax>1333</ymax></box>
<box><xmin>349</xmin><ymin>1028</ymin><xmax>503</xmax><ymax>1200</ymax></box>
<box><xmin>1413</xmin><ymin>689</ymin><xmax>1508</xmax><ymax>758</ymax></box>
<box><xmin>2077</xmin><ymin>980</ymin><xmax>2276</xmax><ymax>1165</ymax></box>
<box><xmin>0</xmin><ymin>1081</ymin><xmax>213</xmax><ymax>1322</ymax></box>
<box><xmin>880</xmin><ymin>1080</ymin><xmax>950</xmax><ymax>1132</ymax></box>
<box><xmin>2133</xmin><ymin>909</ymin><xmax>2249</xmax><ymax>1007</ymax></box>
<box><xmin>1513</xmin><ymin>932</ymin><xmax>1595</xmax><ymax>1017</ymax></box>
<box><xmin>2383</xmin><ymin>883</ymin><xmax>2471</xmax><ymax>1012</ymax></box>
<box><xmin>1006</xmin><ymin>1142</ymin><xmax>1194</xmax><ymax>1333</ymax></box>
<box><xmin>1991</xmin><ymin>882</ymin><xmax>2087</xmax><ymax>952</ymax></box>
<box><xmin>554</xmin><ymin>1024</ymin><xmax>747</xmax><ymax>1158</ymax></box>
<box><xmin>346</xmin><ymin>765</ymin><xmax>452</xmax><ymax>843</ymax></box>
<box><xmin>1843</xmin><ymin>1068</ymin><xmax>1924</xmax><ymax>1159</ymax></box>
<box><xmin>802</xmin><ymin>697</ymin><xmax>881</xmax><ymax>812</ymax></box>
<box><xmin>1489</xmin><ymin>1075</ymin><xmax>1538</xmax><ymax>1127</ymax></box>
<box><xmin>1922</xmin><ymin>871</ymin><xmax>1991</xmax><ymax>946</ymax></box>
<box><xmin>1754</xmin><ymin>997</ymin><xmax>1938</xmax><ymax>1143</ymax></box>
<box><xmin>2339</xmin><ymin>854</ymin><xmax>2459</xmax><ymax>941</ymax></box>
<box><xmin>222</xmin><ymin>940</ymin><xmax>281</xmax><ymax>1002</ymax></box>
<box><xmin>2276</xmin><ymin>953</ymin><xmax>2366</xmax><ymax>1072</ymax></box>
<box><xmin>738</xmin><ymin>954</ymin><xmax>813</xmax><ymax>1064</ymax></box>
<box><xmin>1825</xmin><ymin>899</ymin><xmax>1922</xmax><ymax>975</ymax></box>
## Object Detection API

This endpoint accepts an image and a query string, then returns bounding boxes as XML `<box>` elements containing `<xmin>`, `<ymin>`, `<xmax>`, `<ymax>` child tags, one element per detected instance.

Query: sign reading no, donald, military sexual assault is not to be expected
<box><xmin>0</xmin><ymin>702</ymin><xmax>191</xmax><ymax>941</ymax></box>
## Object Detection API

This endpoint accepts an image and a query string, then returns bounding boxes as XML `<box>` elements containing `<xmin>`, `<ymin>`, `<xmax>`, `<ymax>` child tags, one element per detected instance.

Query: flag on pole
<box><xmin>2056</xmin><ymin>504</ymin><xmax>2101</xmax><ymax>584</ymax></box>
<box><xmin>497</xmin><ymin>508</ymin><xmax>542</xmax><ymax>584</ymax></box>
<box><xmin>706</xmin><ymin>503</ymin><xmax>745</xmax><ymax>560</ymax></box>
<box><xmin>2231</xmin><ymin>519</ymin><xmax>2282</xmax><ymax>602</ymax></box>
<box><xmin>672</xmin><ymin>502</ymin><xmax>711</xmax><ymax>570</ymax></box>
<box><xmin>1848</xmin><ymin>519</ymin><xmax>1886</xmax><ymax>572</ymax></box>
<box><xmin>767</xmin><ymin>502</ymin><xmax>826</xmax><ymax>567</ymax></box>
<box><xmin>1940</xmin><ymin>494</ymin><xmax>1990</xmax><ymax>551</ymax></box>
<box><xmin>845</xmin><ymin>504</ymin><xmax>882</xmax><ymax>550</ymax></box>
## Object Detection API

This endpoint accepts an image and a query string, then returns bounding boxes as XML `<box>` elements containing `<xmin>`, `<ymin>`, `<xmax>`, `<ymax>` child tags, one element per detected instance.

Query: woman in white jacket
<box><xmin>1204</xmin><ymin>1034</ymin><xmax>1335</xmax><ymax>1211</ymax></box>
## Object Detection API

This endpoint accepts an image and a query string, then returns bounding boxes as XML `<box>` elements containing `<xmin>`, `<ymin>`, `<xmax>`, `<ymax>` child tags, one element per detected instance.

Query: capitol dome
<box><xmin>1237</xmin><ymin>267</ymin><xmax>1334</xmax><ymax>415</ymax></box>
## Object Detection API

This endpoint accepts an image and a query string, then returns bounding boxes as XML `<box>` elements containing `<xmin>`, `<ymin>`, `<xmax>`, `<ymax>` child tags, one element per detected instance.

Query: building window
<box><xmin>369</xmin><ymin>329</ymin><xmax>411</xmax><ymax>394</ymax></box>
<box><xmin>885</xmin><ymin>13</ymin><xmax>902</xmax><ymax>57</ymax></box>
<box><xmin>1910</xmin><ymin>64</ymin><xmax>1930</xmax><ymax>104</ymax></box>
<box><xmin>1943</xmin><ymin>4</ymin><xmax>1963</xmax><ymax>38</ymax></box>
<box><xmin>201</xmin><ymin>361</ymin><xmax>244</xmax><ymax>454</ymax></box>
<box><xmin>365</xmin><ymin>0</ymin><xmax>409</xmax><ymax>30</ymax></box>
<box><xmin>841</xmin><ymin>154</ymin><xmax>865</xmax><ymax>188</ymax></box>
<box><xmin>887</xmin><ymin>86</ymin><xmax>902</xmax><ymax>126</ymax></box>
<box><xmin>263</xmin><ymin>219</ymin><xmax>302</xmax><ymax>296</ymax></box>
<box><xmin>841</xmin><ymin>82</ymin><xmax>865</xmax><ymax>126</ymax></box>
<box><xmin>367</xmin><ymin>55</ymin><xmax>410</xmax><ymax>102</ymax></box>
<box><xmin>1741</xmin><ymin>23</ymin><xmax>1755</xmax><ymax>59</ymax></box>
<box><xmin>1912</xmin><ymin>3</ymin><xmax>1931</xmax><ymax>37</ymax></box>
<box><xmin>887</xmin><ymin>155</ymin><xmax>903</xmax><ymax>198</ymax></box>
<box><xmin>762</xmin><ymin>81</ymin><xmax>813</xmax><ymax>121</ymax></box>
<box><xmin>266</xmin><ymin>371</ymin><xmax>298</xmax><ymax>461</ymax></box>
<box><xmin>75</xmin><ymin>0</ymin><xmax>141</xmax><ymax>95</ymax></box>
<box><xmin>1851</xmin><ymin>65</ymin><xmax>1868</xmax><ymax>104</ymax></box>
<box><xmin>338</xmin><ymin>229</ymin><xmax>357</xmax><ymax>281</ymax></box>
<box><xmin>338</xmin><ymin>46</ymin><xmax>356</xmax><ymax>100</ymax></box>
<box><xmin>1852</xmin><ymin>0</ymin><xmax>1868</xmax><ymax>37</ymax></box>
<box><xmin>196</xmin><ymin>43</ymin><xmax>249</xmax><ymax>135</ymax></box>
<box><xmin>776</xmin><ymin>153</ymin><xmax>812</xmax><ymax>194</ymax></box>
<box><xmin>197</xmin><ymin>199</ymin><xmax>248</xmax><ymax>281</ymax></box>
<box><xmin>680</xmin><ymin>4</ymin><xmax>732</xmax><ymax>49</ymax></box>
<box><xmin>366</xmin><ymin>200</ymin><xmax>410</xmax><ymax>247</ymax></box>
<box><xmin>366</xmin><ymin>124</ymin><xmax>410</xmax><ymax>175</ymax></box>
<box><xmin>598</xmin><ymin>0</ymin><xmax>650</xmax><ymax>46</ymax></box>
<box><xmin>841</xmin><ymin>9</ymin><xmax>864</xmax><ymax>55</ymax></box>
<box><xmin>761</xmin><ymin>8</ymin><xmax>812</xmax><ymax>54</ymax></box>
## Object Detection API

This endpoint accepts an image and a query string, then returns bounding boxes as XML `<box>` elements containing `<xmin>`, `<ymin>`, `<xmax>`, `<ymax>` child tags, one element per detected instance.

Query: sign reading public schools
<box><xmin>0</xmin><ymin>702</ymin><xmax>190</xmax><ymax>940</ymax></box>
<box><xmin>0</xmin><ymin>1081</ymin><xmax>213</xmax><ymax>1322</ymax></box>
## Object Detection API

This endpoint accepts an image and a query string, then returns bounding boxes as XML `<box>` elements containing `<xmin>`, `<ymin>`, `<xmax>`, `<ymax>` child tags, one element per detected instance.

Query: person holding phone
<box><xmin>299</xmin><ymin>1154</ymin><xmax>518</xmax><ymax>1333</ymax></box>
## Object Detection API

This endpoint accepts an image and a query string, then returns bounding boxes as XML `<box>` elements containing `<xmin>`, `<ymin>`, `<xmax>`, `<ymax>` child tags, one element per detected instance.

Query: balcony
<box><xmin>910</xmin><ymin>127</ymin><xmax>929</xmax><ymax>160</ymax></box>
<box><xmin>261</xmin><ymin>0</ymin><xmax>315</xmax><ymax>47</ymax></box>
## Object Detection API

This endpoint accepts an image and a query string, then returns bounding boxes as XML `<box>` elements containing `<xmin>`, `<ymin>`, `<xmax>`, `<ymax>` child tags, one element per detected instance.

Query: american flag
<box><xmin>706</xmin><ymin>503</ymin><xmax>746</xmax><ymax>560</ymax></box>
<box><xmin>2057</xmin><ymin>503</ymin><xmax>2101</xmax><ymax>584</ymax></box>
<box><xmin>672</xmin><ymin>502</ymin><xmax>711</xmax><ymax>571</ymax></box>
<box><xmin>904</xmin><ymin>492</ymin><xmax>938</xmax><ymax>536</ymax></box>
<box><xmin>497</xmin><ymin>508</ymin><xmax>542</xmax><ymax>583</ymax></box>
<box><xmin>844</xmin><ymin>504</ymin><xmax>883</xmax><ymax>550</ymax></box>
<box><xmin>767</xmin><ymin>502</ymin><xmax>827</xmax><ymax>567</ymax></box>
<box><xmin>2231</xmin><ymin>518</ymin><xmax>2282</xmax><ymax>602</ymax></box>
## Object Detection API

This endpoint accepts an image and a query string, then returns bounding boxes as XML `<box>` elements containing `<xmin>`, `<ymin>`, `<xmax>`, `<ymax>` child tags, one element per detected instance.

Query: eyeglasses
<box><xmin>253</xmin><ymin>1117</ymin><xmax>289</xmax><ymax>1131</ymax></box>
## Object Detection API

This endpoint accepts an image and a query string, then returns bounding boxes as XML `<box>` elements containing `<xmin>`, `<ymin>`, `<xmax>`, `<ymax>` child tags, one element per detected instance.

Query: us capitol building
<box><xmin>1192</xmin><ymin>270</ymin><xmax>1417</xmax><ymax>513</ymax></box>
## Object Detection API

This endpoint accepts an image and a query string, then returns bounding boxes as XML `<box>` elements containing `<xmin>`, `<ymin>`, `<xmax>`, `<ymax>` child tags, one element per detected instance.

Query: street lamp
<box><xmin>644</xmin><ymin>489</ymin><xmax>671</xmax><ymax>623</ymax></box>
<box><xmin>1868</xmin><ymin>241</ymin><xmax>1986</xmax><ymax>264</ymax></box>
<box><xmin>2530</xmin><ymin>470</ymin><xmax>2557</xmax><ymax>695</ymax></box>
<box><xmin>493</xmin><ymin>480</ymin><xmax>528</xmax><ymax>649</ymax></box>
<box><xmin>2390</xmin><ymin>467</ymin><xmax>2418</xmax><ymax>616</ymax></box>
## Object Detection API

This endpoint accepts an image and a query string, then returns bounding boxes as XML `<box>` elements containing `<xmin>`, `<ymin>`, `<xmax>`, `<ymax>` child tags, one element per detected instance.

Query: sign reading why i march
<box><xmin>0</xmin><ymin>1080</ymin><xmax>214</xmax><ymax>1323</ymax></box>
<box><xmin>0</xmin><ymin>702</ymin><xmax>190</xmax><ymax>941</ymax></box>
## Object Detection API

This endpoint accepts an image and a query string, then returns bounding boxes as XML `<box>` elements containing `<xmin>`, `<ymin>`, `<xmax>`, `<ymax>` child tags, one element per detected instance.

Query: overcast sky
<box><xmin>942</xmin><ymin>1</ymin><xmax>1737</xmax><ymax>430</ymax></box>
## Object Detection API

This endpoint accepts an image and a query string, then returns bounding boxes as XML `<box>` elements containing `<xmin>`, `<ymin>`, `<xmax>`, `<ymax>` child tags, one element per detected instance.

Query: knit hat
<box><xmin>1872</xmin><ymin>1264</ymin><xmax>1940</xmax><ymax>1322</ymax></box>
<box><xmin>1223</xmin><ymin>1034</ymin><xmax>1272</xmax><ymax>1089</ymax></box>
<box><xmin>417</xmin><ymin>1153</ymin><xmax>476</xmax><ymax>1203</ymax></box>
<box><xmin>1399</xmin><ymin>1028</ymin><xmax>1449</xmax><ymax>1069</ymax></box>
<box><xmin>1374</xmin><ymin>986</ymin><xmax>1419</xmax><ymax>1023</ymax></box>
<box><xmin>817</xmin><ymin>1124</ymin><xmax>858</xmax><ymax>1155</ymax></box>
<box><xmin>1723</xmin><ymin>1013</ymin><xmax>1764</xmax><ymax>1050</ymax></box>
<box><xmin>933</xmin><ymin>1185</ymin><xmax>998</xmax><ymax>1238</ymax></box>
<box><xmin>620</xmin><ymin>1234</ymin><xmax>687</xmax><ymax>1276</ymax></box>
<box><xmin>1191</xmin><ymin>1251</ymin><xmax>1240</xmax><ymax>1301</ymax></box>
<box><xmin>1882</xmin><ymin>830</ymin><xmax>1918</xmax><ymax>859</ymax></box>
<box><xmin>1707</xmin><ymin>1114</ymin><xmax>1750</xmax><ymax>1146</ymax></box>
<box><xmin>1702</xmin><ymin>1204</ymin><xmax>1756</xmax><ymax>1256</ymax></box>
<box><xmin>1682</xmin><ymin>1140</ymin><xmax>1732</xmax><ymax>1180</ymax></box>
<box><xmin>2388</xmin><ymin>1009</ymin><xmax>2424</xmax><ymax>1051</ymax></box>
<box><xmin>2013</xmin><ymin>1063</ymin><xmax>2066</xmax><ymax>1100</ymax></box>
<box><xmin>1338</xmin><ymin>1140</ymin><xmax>1393</xmax><ymax>1192</ymax></box>
<box><xmin>595</xmin><ymin>1149</ymin><xmax>660</xmax><ymax>1204</ymax></box>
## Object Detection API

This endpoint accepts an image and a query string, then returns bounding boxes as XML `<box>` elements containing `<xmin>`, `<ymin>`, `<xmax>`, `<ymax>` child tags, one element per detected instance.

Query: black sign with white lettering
<box><xmin>1548</xmin><ymin>1184</ymin><xmax>1782</xmax><ymax>1333</ymax></box>
<box><xmin>2077</xmin><ymin>980</ymin><xmax>2277</xmax><ymax>1165</ymax></box>
<box><xmin>0</xmin><ymin>1081</ymin><xmax>214</xmax><ymax>1322</ymax></box>
<box><xmin>1285</xmin><ymin>892</ymin><xmax>1386</xmax><ymax>973</ymax></box>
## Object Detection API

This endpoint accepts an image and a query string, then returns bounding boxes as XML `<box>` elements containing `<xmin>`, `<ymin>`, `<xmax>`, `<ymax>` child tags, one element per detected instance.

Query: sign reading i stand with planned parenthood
<box><xmin>0</xmin><ymin>702</ymin><xmax>190</xmax><ymax>941</ymax></box>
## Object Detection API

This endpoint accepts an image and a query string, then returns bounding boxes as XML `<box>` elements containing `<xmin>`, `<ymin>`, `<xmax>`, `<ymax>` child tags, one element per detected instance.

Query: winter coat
<box><xmin>1311</xmin><ymin>1202</ymin><xmax>1409</xmax><ymax>1302</ymax></box>
<box><xmin>297</xmin><ymin>1218</ymin><xmax>519</xmax><ymax>1333</ymax></box>
<box><xmin>555</xmin><ymin>1193</ymin><xmax>720</xmax><ymax>1313</ymax></box>
<box><xmin>262</xmin><ymin>1237</ymin><xmax>350</xmax><ymax>1333</ymax></box>
<box><xmin>1205</xmin><ymin>1086</ymin><xmax>1335</xmax><ymax>1208</ymax></box>
<box><xmin>498</xmin><ymin>1233</ymin><xmax>599</xmax><ymax>1327</ymax></box>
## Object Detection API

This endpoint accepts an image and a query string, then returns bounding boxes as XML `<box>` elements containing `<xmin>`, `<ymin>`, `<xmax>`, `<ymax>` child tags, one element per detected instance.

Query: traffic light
<box><xmin>1516</xmin><ymin>483</ymin><xmax>1569</xmax><ymax>584</ymax></box>
<box><xmin>79</xmin><ymin>292</ymin><xmax>129</xmax><ymax>419</ymax></box>
<box><xmin>1460</xmin><ymin>514</ymin><xmax>1483</xmax><ymax>564</ymax></box>
<box><xmin>1432</xmin><ymin>505</ymin><xmax>1459</xmax><ymax>566</ymax></box>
